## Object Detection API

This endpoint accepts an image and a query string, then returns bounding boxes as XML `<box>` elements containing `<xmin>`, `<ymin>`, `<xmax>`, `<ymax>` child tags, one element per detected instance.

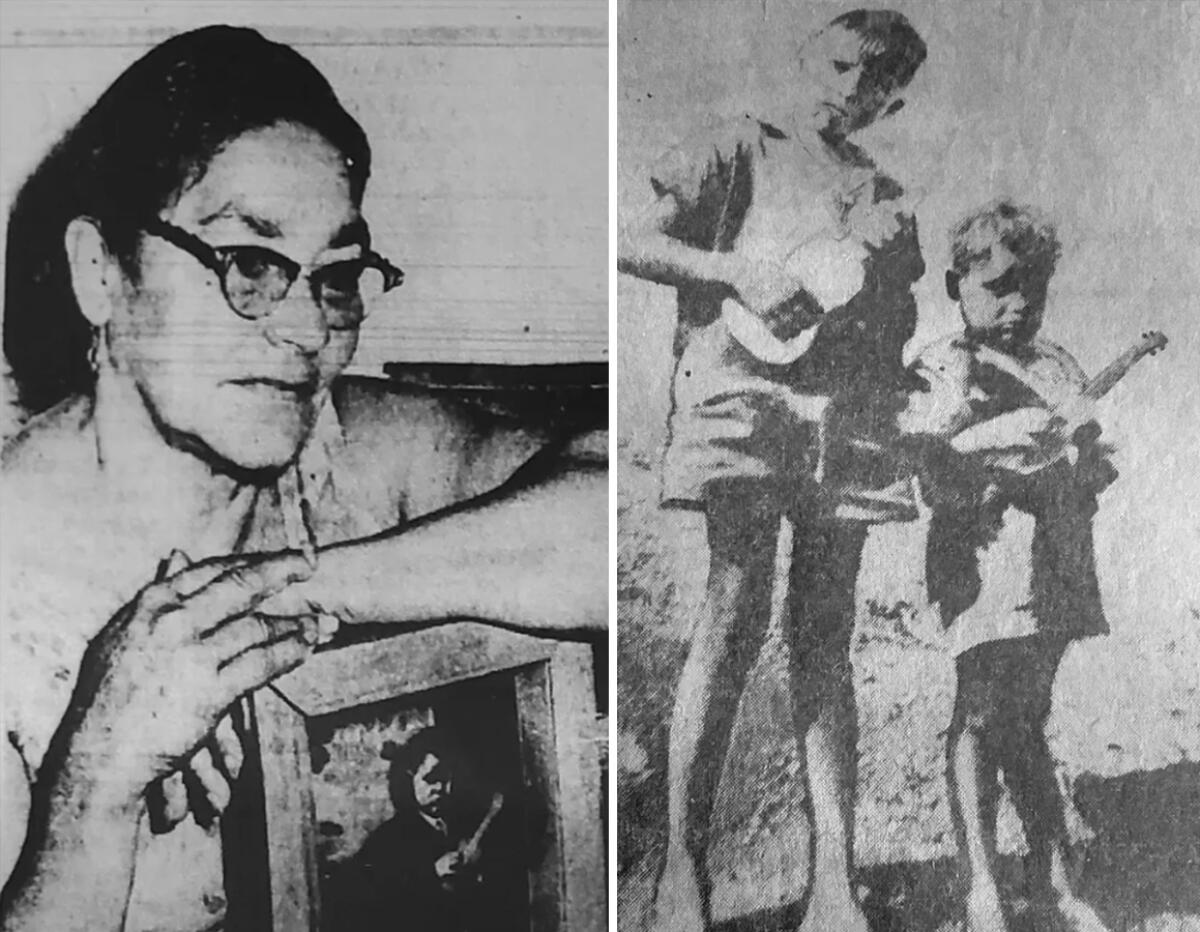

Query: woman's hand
<box><xmin>148</xmin><ymin>709</ymin><xmax>243</xmax><ymax>832</ymax></box>
<box><xmin>64</xmin><ymin>554</ymin><xmax>319</xmax><ymax>809</ymax></box>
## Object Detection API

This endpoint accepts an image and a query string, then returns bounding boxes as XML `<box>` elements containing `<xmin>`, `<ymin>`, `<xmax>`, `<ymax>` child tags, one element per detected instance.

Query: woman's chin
<box><xmin>196</xmin><ymin>421</ymin><xmax>314</xmax><ymax>475</ymax></box>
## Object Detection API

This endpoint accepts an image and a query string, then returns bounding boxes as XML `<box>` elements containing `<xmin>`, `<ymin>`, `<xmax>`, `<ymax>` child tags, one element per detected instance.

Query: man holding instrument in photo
<box><xmin>898</xmin><ymin>200</ymin><xmax>1165</xmax><ymax>932</ymax></box>
<box><xmin>618</xmin><ymin>10</ymin><xmax>927</xmax><ymax>931</ymax></box>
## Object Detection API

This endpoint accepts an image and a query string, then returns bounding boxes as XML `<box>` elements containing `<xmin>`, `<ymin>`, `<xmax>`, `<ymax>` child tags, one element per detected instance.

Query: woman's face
<box><xmin>106</xmin><ymin>121</ymin><xmax>363</xmax><ymax>471</ymax></box>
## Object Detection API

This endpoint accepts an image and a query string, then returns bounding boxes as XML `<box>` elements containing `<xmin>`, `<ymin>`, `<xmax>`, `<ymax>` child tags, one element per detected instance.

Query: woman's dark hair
<box><xmin>4</xmin><ymin>25</ymin><xmax>371</xmax><ymax>415</ymax></box>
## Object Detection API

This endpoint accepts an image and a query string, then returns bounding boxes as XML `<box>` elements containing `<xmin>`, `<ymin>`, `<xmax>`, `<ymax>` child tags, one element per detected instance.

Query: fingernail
<box><xmin>161</xmin><ymin>549</ymin><xmax>191</xmax><ymax>576</ymax></box>
<box><xmin>316</xmin><ymin>613</ymin><xmax>339</xmax><ymax>645</ymax></box>
<box><xmin>298</xmin><ymin>616</ymin><xmax>322</xmax><ymax>646</ymax></box>
<box><xmin>288</xmin><ymin>555</ymin><xmax>316</xmax><ymax>583</ymax></box>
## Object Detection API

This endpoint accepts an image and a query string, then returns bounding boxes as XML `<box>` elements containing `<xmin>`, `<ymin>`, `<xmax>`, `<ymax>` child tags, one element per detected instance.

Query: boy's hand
<box><xmin>850</xmin><ymin>204</ymin><xmax>904</xmax><ymax>249</ymax></box>
<box><xmin>1071</xmin><ymin>423</ymin><xmax>1120</xmax><ymax>493</ymax></box>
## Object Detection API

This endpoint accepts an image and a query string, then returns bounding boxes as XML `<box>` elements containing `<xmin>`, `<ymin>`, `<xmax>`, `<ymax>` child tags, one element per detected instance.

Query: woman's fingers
<box><xmin>164</xmin><ymin>554</ymin><xmax>315</xmax><ymax>639</ymax></box>
<box><xmin>188</xmin><ymin>746</ymin><xmax>231</xmax><ymax>815</ymax></box>
<box><xmin>212</xmin><ymin>712</ymin><xmax>244</xmax><ymax>782</ymax></box>
<box><xmin>156</xmin><ymin>767</ymin><xmax>190</xmax><ymax>825</ymax></box>
<box><xmin>220</xmin><ymin>633</ymin><xmax>312</xmax><ymax>699</ymax></box>
<box><xmin>206</xmin><ymin>614</ymin><xmax>314</xmax><ymax>667</ymax></box>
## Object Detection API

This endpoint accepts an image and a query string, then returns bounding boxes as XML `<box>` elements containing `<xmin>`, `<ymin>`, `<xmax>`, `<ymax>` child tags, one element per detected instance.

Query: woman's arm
<box><xmin>282</xmin><ymin>431</ymin><xmax>607</xmax><ymax>633</ymax></box>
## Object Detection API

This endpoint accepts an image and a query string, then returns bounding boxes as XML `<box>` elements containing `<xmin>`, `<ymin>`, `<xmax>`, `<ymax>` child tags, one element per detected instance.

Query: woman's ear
<box><xmin>64</xmin><ymin>217</ymin><xmax>119</xmax><ymax>327</ymax></box>
<box><xmin>945</xmin><ymin>270</ymin><xmax>961</xmax><ymax>302</ymax></box>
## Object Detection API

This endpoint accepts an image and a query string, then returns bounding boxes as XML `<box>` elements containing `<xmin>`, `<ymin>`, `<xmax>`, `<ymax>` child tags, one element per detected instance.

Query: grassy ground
<box><xmin>617</xmin><ymin>443</ymin><xmax>1200</xmax><ymax>932</ymax></box>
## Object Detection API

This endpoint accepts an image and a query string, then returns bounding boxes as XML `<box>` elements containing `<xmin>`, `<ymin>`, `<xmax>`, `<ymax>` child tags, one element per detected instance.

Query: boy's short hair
<box><xmin>949</xmin><ymin>199</ymin><xmax>1062</xmax><ymax>282</ymax></box>
<box><xmin>830</xmin><ymin>9</ymin><xmax>927</xmax><ymax>102</ymax></box>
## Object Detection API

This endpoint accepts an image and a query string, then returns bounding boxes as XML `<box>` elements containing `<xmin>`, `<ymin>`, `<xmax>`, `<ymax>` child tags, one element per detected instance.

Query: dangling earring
<box><xmin>88</xmin><ymin>328</ymin><xmax>102</xmax><ymax>375</ymax></box>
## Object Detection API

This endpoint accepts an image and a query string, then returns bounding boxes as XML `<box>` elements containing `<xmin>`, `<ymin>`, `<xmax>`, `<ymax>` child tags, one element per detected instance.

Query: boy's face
<box><xmin>955</xmin><ymin>246</ymin><xmax>1049</xmax><ymax>348</ymax></box>
<box><xmin>796</xmin><ymin>25</ymin><xmax>886</xmax><ymax>137</ymax></box>
<box><xmin>412</xmin><ymin>753</ymin><xmax>452</xmax><ymax>817</ymax></box>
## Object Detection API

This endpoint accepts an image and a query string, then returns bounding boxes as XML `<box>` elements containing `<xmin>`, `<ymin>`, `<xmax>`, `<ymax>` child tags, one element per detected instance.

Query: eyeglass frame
<box><xmin>140</xmin><ymin>217</ymin><xmax>404</xmax><ymax>329</ymax></box>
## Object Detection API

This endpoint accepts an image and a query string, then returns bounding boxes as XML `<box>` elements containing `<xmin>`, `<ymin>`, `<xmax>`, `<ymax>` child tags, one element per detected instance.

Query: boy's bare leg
<box><xmin>950</xmin><ymin>648</ymin><xmax>1009</xmax><ymax>932</ymax></box>
<box><xmin>948</xmin><ymin>726</ymin><xmax>1007</xmax><ymax>930</ymax></box>
<box><xmin>1001</xmin><ymin>642</ymin><xmax>1110</xmax><ymax>932</ymax></box>
<box><xmin>783</xmin><ymin>521</ymin><xmax>871</xmax><ymax>932</ymax></box>
<box><xmin>650</xmin><ymin>502</ymin><xmax>780</xmax><ymax>932</ymax></box>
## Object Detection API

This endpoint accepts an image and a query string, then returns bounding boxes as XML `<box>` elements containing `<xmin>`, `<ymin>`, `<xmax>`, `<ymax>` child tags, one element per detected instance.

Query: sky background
<box><xmin>619</xmin><ymin>0</ymin><xmax>1200</xmax><ymax>636</ymax></box>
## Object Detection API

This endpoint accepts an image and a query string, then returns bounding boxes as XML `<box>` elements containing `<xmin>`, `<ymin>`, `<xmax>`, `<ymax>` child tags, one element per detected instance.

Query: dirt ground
<box><xmin>617</xmin><ymin>446</ymin><xmax>1200</xmax><ymax>932</ymax></box>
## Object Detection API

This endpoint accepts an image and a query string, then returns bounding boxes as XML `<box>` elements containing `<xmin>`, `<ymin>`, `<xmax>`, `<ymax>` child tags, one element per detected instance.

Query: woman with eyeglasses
<box><xmin>0</xmin><ymin>26</ymin><xmax>605</xmax><ymax>931</ymax></box>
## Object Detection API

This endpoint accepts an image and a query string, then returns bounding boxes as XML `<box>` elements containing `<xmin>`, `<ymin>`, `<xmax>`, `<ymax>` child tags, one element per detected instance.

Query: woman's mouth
<box><xmin>228</xmin><ymin>377</ymin><xmax>318</xmax><ymax>399</ymax></box>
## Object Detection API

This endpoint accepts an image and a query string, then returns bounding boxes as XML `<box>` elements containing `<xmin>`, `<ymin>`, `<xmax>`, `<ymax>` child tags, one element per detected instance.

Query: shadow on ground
<box><xmin>621</xmin><ymin>761</ymin><xmax>1200</xmax><ymax>932</ymax></box>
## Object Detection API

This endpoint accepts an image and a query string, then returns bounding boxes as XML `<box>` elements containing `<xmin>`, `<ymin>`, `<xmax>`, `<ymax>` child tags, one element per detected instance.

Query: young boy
<box><xmin>619</xmin><ymin>10</ymin><xmax>928</xmax><ymax>932</ymax></box>
<box><xmin>901</xmin><ymin>200</ymin><xmax>1115</xmax><ymax>932</ymax></box>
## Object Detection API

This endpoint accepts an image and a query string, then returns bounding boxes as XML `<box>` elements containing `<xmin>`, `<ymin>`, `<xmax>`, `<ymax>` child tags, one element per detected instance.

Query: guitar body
<box><xmin>722</xmin><ymin>297</ymin><xmax>822</xmax><ymax>365</ymax></box>
<box><xmin>980</xmin><ymin>412</ymin><xmax>1084</xmax><ymax>476</ymax></box>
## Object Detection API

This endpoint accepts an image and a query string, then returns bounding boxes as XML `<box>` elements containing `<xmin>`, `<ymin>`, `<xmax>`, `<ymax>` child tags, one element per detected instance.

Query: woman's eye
<box><xmin>220</xmin><ymin>247</ymin><xmax>282</xmax><ymax>283</ymax></box>
<box><xmin>315</xmin><ymin>261</ymin><xmax>363</xmax><ymax>302</ymax></box>
<box><xmin>833</xmin><ymin>61</ymin><xmax>855</xmax><ymax>74</ymax></box>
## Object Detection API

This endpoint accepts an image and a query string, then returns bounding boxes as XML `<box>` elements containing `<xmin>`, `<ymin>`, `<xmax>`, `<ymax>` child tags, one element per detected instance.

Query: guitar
<box><xmin>978</xmin><ymin>330</ymin><xmax>1168</xmax><ymax>475</ymax></box>
<box><xmin>720</xmin><ymin>236</ymin><xmax>871</xmax><ymax>365</ymax></box>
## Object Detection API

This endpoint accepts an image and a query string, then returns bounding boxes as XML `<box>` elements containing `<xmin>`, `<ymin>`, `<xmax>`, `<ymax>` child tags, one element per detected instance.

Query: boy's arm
<box><xmin>617</xmin><ymin>192</ymin><xmax>742</xmax><ymax>293</ymax></box>
<box><xmin>898</xmin><ymin>343</ymin><xmax>978</xmax><ymax>441</ymax></box>
<box><xmin>617</xmin><ymin>131</ymin><xmax>865</xmax><ymax>318</ymax></box>
<box><xmin>899</xmin><ymin>345</ymin><xmax>1062</xmax><ymax>472</ymax></box>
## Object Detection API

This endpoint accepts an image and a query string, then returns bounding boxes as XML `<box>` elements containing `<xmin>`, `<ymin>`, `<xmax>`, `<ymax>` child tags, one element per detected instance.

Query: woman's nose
<box><xmin>265</xmin><ymin>289</ymin><xmax>330</xmax><ymax>354</ymax></box>
<box><xmin>1000</xmin><ymin>292</ymin><xmax>1027</xmax><ymax>314</ymax></box>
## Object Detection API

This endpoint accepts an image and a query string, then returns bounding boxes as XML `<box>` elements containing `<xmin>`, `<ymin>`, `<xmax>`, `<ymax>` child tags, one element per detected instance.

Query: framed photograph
<box><xmin>247</xmin><ymin>622</ymin><xmax>604</xmax><ymax>932</ymax></box>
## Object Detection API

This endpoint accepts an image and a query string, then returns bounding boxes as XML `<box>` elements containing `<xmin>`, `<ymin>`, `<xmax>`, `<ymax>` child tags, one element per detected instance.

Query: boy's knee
<box><xmin>705</xmin><ymin>487</ymin><xmax>781</xmax><ymax>559</ymax></box>
<box><xmin>952</xmin><ymin>653</ymin><xmax>1004</xmax><ymax>732</ymax></box>
<box><xmin>950</xmin><ymin>693</ymin><xmax>995</xmax><ymax>736</ymax></box>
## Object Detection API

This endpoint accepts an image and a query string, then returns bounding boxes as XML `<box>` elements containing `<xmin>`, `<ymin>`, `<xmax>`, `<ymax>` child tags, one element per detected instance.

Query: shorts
<box><xmin>661</xmin><ymin>319</ymin><xmax>918</xmax><ymax>522</ymax></box>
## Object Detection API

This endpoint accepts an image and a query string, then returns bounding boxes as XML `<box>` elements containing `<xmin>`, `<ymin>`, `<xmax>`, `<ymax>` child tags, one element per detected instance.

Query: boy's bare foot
<box><xmin>797</xmin><ymin>893</ymin><xmax>871</xmax><ymax>932</ymax></box>
<box><xmin>649</xmin><ymin>853</ymin><xmax>706</xmax><ymax>932</ymax></box>
<box><xmin>1052</xmin><ymin>894</ymin><xmax>1110</xmax><ymax>932</ymax></box>
<box><xmin>965</xmin><ymin>884</ymin><xmax>1009</xmax><ymax>932</ymax></box>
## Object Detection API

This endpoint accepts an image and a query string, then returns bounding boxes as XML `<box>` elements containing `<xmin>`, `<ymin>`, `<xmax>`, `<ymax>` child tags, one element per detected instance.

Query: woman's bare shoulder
<box><xmin>333</xmin><ymin>376</ymin><xmax>481</xmax><ymax>443</ymax></box>
<box><xmin>2</xmin><ymin>400</ymin><xmax>105</xmax><ymax>542</ymax></box>
<box><xmin>329</xmin><ymin>377</ymin><xmax>556</xmax><ymax>515</ymax></box>
<box><xmin>2</xmin><ymin>397</ymin><xmax>95</xmax><ymax>477</ymax></box>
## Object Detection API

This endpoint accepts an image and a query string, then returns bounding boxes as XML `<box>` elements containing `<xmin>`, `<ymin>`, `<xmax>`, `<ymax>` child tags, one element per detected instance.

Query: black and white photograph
<box><xmin>0</xmin><ymin>3</ymin><xmax>607</xmax><ymax>931</ymax></box>
<box><xmin>311</xmin><ymin>688</ymin><xmax>530</xmax><ymax>932</ymax></box>
<box><xmin>617</xmin><ymin>3</ymin><xmax>1198</xmax><ymax>932</ymax></box>
<box><xmin>251</xmin><ymin>623</ymin><xmax>604</xmax><ymax>932</ymax></box>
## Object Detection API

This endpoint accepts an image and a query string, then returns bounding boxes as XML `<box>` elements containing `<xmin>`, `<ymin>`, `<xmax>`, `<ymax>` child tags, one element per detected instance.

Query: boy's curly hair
<box><xmin>949</xmin><ymin>199</ymin><xmax>1062</xmax><ymax>282</ymax></box>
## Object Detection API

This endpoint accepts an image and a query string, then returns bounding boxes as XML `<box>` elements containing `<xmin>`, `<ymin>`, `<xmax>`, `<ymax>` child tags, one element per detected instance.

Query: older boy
<box><xmin>619</xmin><ymin>10</ymin><xmax>927</xmax><ymax>932</ymax></box>
<box><xmin>901</xmin><ymin>201</ymin><xmax>1114</xmax><ymax>932</ymax></box>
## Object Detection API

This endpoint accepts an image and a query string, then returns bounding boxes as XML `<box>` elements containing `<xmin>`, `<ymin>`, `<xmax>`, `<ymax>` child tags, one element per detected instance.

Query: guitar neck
<box><xmin>1081</xmin><ymin>346</ymin><xmax>1148</xmax><ymax>404</ymax></box>
<box><xmin>465</xmin><ymin>793</ymin><xmax>504</xmax><ymax>852</ymax></box>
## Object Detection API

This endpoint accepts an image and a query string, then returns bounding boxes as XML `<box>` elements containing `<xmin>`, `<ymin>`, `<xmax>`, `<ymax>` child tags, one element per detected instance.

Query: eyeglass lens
<box><xmin>220</xmin><ymin>246</ymin><xmax>388</xmax><ymax>328</ymax></box>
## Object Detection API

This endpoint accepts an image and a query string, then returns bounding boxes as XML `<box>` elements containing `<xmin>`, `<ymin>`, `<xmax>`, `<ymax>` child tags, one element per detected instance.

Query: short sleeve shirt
<box><xmin>906</xmin><ymin>334</ymin><xmax>1107</xmax><ymax>643</ymax></box>
<box><xmin>649</xmin><ymin>113</ymin><xmax>925</xmax><ymax>414</ymax></box>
